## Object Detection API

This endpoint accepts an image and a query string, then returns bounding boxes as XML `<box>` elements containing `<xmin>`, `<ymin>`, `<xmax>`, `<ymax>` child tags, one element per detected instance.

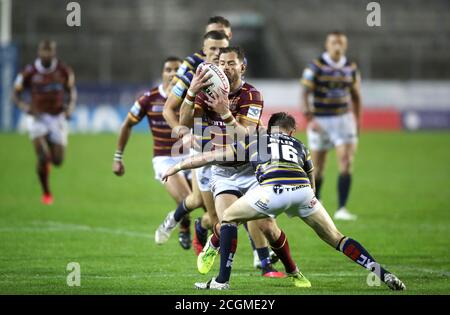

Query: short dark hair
<box><xmin>203</xmin><ymin>30</ymin><xmax>229</xmax><ymax>41</ymax></box>
<box><xmin>267</xmin><ymin>112</ymin><xmax>296</xmax><ymax>134</ymax></box>
<box><xmin>39</xmin><ymin>39</ymin><xmax>56</xmax><ymax>50</ymax></box>
<box><xmin>327</xmin><ymin>30</ymin><xmax>346</xmax><ymax>37</ymax></box>
<box><xmin>164</xmin><ymin>56</ymin><xmax>182</xmax><ymax>64</ymax></box>
<box><xmin>207</xmin><ymin>16</ymin><xmax>231</xmax><ymax>28</ymax></box>
<box><xmin>219</xmin><ymin>46</ymin><xmax>245</xmax><ymax>62</ymax></box>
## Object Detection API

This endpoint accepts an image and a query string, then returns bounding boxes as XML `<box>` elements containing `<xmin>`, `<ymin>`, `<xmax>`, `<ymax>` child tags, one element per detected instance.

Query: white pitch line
<box><xmin>0</xmin><ymin>221</ymin><xmax>153</xmax><ymax>240</ymax></box>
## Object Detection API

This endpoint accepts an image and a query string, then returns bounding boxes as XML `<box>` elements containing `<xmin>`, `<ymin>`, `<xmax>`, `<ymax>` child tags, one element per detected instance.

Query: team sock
<box><xmin>269</xmin><ymin>230</ymin><xmax>297</xmax><ymax>273</ymax></box>
<box><xmin>179</xmin><ymin>215</ymin><xmax>190</xmax><ymax>231</ymax></box>
<box><xmin>315</xmin><ymin>176</ymin><xmax>323</xmax><ymax>199</ymax></box>
<box><xmin>215</xmin><ymin>223</ymin><xmax>238</xmax><ymax>283</ymax></box>
<box><xmin>173</xmin><ymin>199</ymin><xmax>189</xmax><ymax>222</ymax></box>
<box><xmin>38</xmin><ymin>162</ymin><xmax>51</xmax><ymax>195</ymax></box>
<box><xmin>195</xmin><ymin>217</ymin><xmax>208</xmax><ymax>240</ymax></box>
<box><xmin>210</xmin><ymin>223</ymin><xmax>220</xmax><ymax>249</ymax></box>
<box><xmin>337</xmin><ymin>173</ymin><xmax>351</xmax><ymax>208</ymax></box>
<box><xmin>337</xmin><ymin>237</ymin><xmax>389</xmax><ymax>282</ymax></box>
<box><xmin>256</xmin><ymin>247</ymin><xmax>271</xmax><ymax>269</ymax></box>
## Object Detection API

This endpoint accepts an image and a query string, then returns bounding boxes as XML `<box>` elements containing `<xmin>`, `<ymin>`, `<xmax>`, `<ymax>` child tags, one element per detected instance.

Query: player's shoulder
<box><xmin>21</xmin><ymin>63</ymin><xmax>37</xmax><ymax>76</ymax></box>
<box><xmin>346</xmin><ymin>59</ymin><xmax>359</xmax><ymax>71</ymax></box>
<box><xmin>56</xmin><ymin>60</ymin><xmax>74</xmax><ymax>75</ymax></box>
<box><xmin>138</xmin><ymin>86</ymin><xmax>160</xmax><ymax>104</ymax></box>
<box><xmin>241</xmin><ymin>82</ymin><xmax>263</xmax><ymax>101</ymax></box>
<box><xmin>185</xmin><ymin>50</ymin><xmax>205</xmax><ymax>67</ymax></box>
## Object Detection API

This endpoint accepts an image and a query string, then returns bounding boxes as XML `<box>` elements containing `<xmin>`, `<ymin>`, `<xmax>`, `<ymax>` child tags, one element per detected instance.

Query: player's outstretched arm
<box><xmin>162</xmin><ymin>147</ymin><xmax>233</xmax><ymax>182</ymax></box>
<box><xmin>301</xmin><ymin>86</ymin><xmax>321</xmax><ymax>132</ymax></box>
<box><xmin>112</xmin><ymin>116</ymin><xmax>137</xmax><ymax>176</ymax></box>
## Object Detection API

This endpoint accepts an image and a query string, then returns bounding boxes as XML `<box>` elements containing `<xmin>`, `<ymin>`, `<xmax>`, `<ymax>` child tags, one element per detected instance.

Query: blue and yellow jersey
<box><xmin>171</xmin><ymin>51</ymin><xmax>206</xmax><ymax>100</ymax></box>
<box><xmin>231</xmin><ymin>132</ymin><xmax>314</xmax><ymax>186</ymax></box>
<box><xmin>301</xmin><ymin>53</ymin><xmax>360</xmax><ymax>116</ymax></box>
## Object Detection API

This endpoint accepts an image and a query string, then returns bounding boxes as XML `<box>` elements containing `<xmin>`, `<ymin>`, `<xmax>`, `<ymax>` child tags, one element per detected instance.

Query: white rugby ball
<box><xmin>198</xmin><ymin>62</ymin><xmax>230</xmax><ymax>96</ymax></box>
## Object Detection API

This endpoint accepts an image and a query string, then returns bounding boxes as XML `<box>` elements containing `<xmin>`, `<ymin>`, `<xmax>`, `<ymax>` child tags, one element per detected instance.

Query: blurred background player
<box><xmin>300</xmin><ymin>31</ymin><xmax>362</xmax><ymax>221</ymax></box>
<box><xmin>112</xmin><ymin>56</ymin><xmax>197</xmax><ymax>250</ymax></box>
<box><xmin>12</xmin><ymin>39</ymin><xmax>77</xmax><ymax>205</ymax></box>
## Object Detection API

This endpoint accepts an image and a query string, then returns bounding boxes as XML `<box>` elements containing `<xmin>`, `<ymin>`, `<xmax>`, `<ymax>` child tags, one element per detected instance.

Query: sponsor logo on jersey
<box><xmin>247</xmin><ymin>106</ymin><xmax>262</xmax><ymax>120</ymax></box>
<box><xmin>273</xmin><ymin>185</ymin><xmax>284</xmax><ymax>195</ymax></box>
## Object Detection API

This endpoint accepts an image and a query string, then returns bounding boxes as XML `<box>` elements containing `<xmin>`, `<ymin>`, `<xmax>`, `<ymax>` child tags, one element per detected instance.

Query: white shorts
<box><xmin>27</xmin><ymin>113</ymin><xmax>68</xmax><ymax>146</ymax></box>
<box><xmin>152</xmin><ymin>155</ymin><xmax>192</xmax><ymax>184</ymax></box>
<box><xmin>195</xmin><ymin>165</ymin><xmax>212</xmax><ymax>192</ymax></box>
<box><xmin>211</xmin><ymin>164</ymin><xmax>259</xmax><ymax>199</ymax></box>
<box><xmin>307</xmin><ymin>112</ymin><xmax>357</xmax><ymax>151</ymax></box>
<box><xmin>243</xmin><ymin>184</ymin><xmax>320</xmax><ymax>218</ymax></box>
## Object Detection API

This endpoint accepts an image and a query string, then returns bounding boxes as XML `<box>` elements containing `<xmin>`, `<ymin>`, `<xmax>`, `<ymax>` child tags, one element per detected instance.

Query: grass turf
<box><xmin>0</xmin><ymin>131</ymin><xmax>449</xmax><ymax>295</ymax></box>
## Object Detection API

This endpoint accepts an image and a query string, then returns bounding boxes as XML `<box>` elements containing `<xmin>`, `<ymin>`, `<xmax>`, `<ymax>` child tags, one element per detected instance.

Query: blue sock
<box><xmin>216</xmin><ymin>223</ymin><xmax>238</xmax><ymax>284</ymax></box>
<box><xmin>173</xmin><ymin>200</ymin><xmax>189</xmax><ymax>222</ymax></box>
<box><xmin>338</xmin><ymin>237</ymin><xmax>389</xmax><ymax>282</ymax></box>
<box><xmin>256</xmin><ymin>247</ymin><xmax>271</xmax><ymax>269</ymax></box>
<box><xmin>195</xmin><ymin>218</ymin><xmax>207</xmax><ymax>238</ymax></box>
<box><xmin>243</xmin><ymin>223</ymin><xmax>256</xmax><ymax>251</ymax></box>
<box><xmin>338</xmin><ymin>174</ymin><xmax>351</xmax><ymax>208</ymax></box>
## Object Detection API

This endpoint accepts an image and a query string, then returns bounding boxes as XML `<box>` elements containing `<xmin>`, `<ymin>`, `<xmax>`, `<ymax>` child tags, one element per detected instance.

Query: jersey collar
<box><xmin>158</xmin><ymin>84</ymin><xmax>167</xmax><ymax>99</ymax></box>
<box><xmin>35</xmin><ymin>58</ymin><xmax>58</xmax><ymax>74</ymax></box>
<box><xmin>322</xmin><ymin>52</ymin><xmax>347</xmax><ymax>69</ymax></box>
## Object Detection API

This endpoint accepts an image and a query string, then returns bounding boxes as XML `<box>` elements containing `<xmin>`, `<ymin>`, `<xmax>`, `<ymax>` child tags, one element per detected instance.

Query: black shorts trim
<box><xmin>215</xmin><ymin>190</ymin><xmax>242</xmax><ymax>198</ymax></box>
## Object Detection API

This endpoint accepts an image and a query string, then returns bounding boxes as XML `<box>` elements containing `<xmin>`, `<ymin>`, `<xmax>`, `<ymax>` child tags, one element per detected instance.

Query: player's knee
<box><xmin>338</xmin><ymin>156</ymin><xmax>352</xmax><ymax>174</ymax></box>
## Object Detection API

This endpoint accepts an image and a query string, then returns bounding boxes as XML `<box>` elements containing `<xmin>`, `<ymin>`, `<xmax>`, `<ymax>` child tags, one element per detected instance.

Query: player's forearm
<box><xmin>65</xmin><ymin>87</ymin><xmax>77</xmax><ymax>115</ymax></box>
<box><xmin>163</xmin><ymin>94</ymin><xmax>183</xmax><ymax>129</ymax></box>
<box><xmin>302</xmin><ymin>88</ymin><xmax>314</xmax><ymax>122</ymax></box>
<box><xmin>351</xmin><ymin>92</ymin><xmax>362</xmax><ymax>121</ymax></box>
<box><xmin>12</xmin><ymin>90</ymin><xmax>30</xmax><ymax>112</ymax></box>
<box><xmin>116</xmin><ymin>121</ymin><xmax>133</xmax><ymax>153</ymax></box>
<box><xmin>179</xmin><ymin>98</ymin><xmax>195</xmax><ymax>128</ymax></box>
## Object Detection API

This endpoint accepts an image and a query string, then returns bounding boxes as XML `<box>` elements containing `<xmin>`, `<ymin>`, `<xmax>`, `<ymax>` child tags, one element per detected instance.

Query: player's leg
<box><xmin>195</xmin><ymin>196</ymin><xmax>266</xmax><ymax>289</ymax></box>
<box><xmin>163</xmin><ymin>171</ymin><xmax>192</xmax><ymax>249</ymax></box>
<box><xmin>311</xmin><ymin>149</ymin><xmax>328</xmax><ymax>200</ymax></box>
<box><xmin>48</xmin><ymin>142</ymin><xmax>64</xmax><ymax>167</ymax></box>
<box><xmin>307</xmin><ymin>123</ymin><xmax>330</xmax><ymax>201</ymax></box>
<box><xmin>301</xmin><ymin>202</ymin><xmax>405</xmax><ymax>290</ymax></box>
<box><xmin>193</xmin><ymin>190</ymin><xmax>216</xmax><ymax>254</ymax></box>
<box><xmin>155</xmin><ymin>169</ymin><xmax>202</xmax><ymax>245</ymax></box>
<box><xmin>32</xmin><ymin>136</ymin><xmax>52</xmax><ymax>204</ymax></box>
<box><xmin>246</xmin><ymin>219</ymin><xmax>282</xmax><ymax>276</ymax></box>
<box><xmin>333</xmin><ymin>142</ymin><xmax>357</xmax><ymax>220</ymax></box>
<box><xmin>197</xmin><ymin>192</ymin><xmax>237</xmax><ymax>274</ymax></box>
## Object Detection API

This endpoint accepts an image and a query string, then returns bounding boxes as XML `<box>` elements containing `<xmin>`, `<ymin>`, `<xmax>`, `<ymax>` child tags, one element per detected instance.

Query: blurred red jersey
<box><xmin>15</xmin><ymin>58</ymin><xmax>73</xmax><ymax>115</ymax></box>
<box><xmin>128</xmin><ymin>84</ymin><xmax>181</xmax><ymax>157</ymax></box>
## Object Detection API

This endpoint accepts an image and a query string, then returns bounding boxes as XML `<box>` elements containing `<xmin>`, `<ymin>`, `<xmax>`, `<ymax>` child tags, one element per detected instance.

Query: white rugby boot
<box><xmin>155</xmin><ymin>211</ymin><xmax>177</xmax><ymax>244</ymax></box>
<box><xmin>334</xmin><ymin>207</ymin><xmax>357</xmax><ymax>221</ymax></box>
<box><xmin>195</xmin><ymin>277</ymin><xmax>230</xmax><ymax>290</ymax></box>
<box><xmin>384</xmin><ymin>273</ymin><xmax>406</xmax><ymax>291</ymax></box>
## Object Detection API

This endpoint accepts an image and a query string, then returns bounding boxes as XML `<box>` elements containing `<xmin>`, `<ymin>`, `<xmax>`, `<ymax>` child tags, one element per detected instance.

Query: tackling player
<box><xmin>163</xmin><ymin>113</ymin><xmax>405</xmax><ymax>291</ymax></box>
<box><xmin>112</xmin><ymin>56</ymin><xmax>196</xmax><ymax>249</ymax></box>
<box><xmin>301</xmin><ymin>31</ymin><xmax>362</xmax><ymax>221</ymax></box>
<box><xmin>12</xmin><ymin>39</ymin><xmax>77</xmax><ymax>205</ymax></box>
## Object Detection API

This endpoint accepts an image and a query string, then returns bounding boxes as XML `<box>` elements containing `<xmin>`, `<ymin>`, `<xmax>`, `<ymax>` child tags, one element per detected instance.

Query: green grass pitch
<box><xmin>0</xmin><ymin>131</ymin><xmax>449</xmax><ymax>295</ymax></box>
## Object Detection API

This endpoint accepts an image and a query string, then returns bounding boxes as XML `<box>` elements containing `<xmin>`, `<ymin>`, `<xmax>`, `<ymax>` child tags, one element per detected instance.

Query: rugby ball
<box><xmin>198</xmin><ymin>62</ymin><xmax>230</xmax><ymax>96</ymax></box>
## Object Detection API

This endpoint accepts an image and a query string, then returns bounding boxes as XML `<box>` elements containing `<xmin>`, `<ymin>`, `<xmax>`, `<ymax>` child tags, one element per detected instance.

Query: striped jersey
<box><xmin>194</xmin><ymin>82</ymin><xmax>264</xmax><ymax>152</ymax></box>
<box><xmin>301</xmin><ymin>52</ymin><xmax>360</xmax><ymax>116</ymax></box>
<box><xmin>233</xmin><ymin>132</ymin><xmax>313</xmax><ymax>186</ymax></box>
<box><xmin>171</xmin><ymin>50</ymin><xmax>206</xmax><ymax>100</ymax></box>
<box><xmin>128</xmin><ymin>84</ymin><xmax>180</xmax><ymax>157</ymax></box>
